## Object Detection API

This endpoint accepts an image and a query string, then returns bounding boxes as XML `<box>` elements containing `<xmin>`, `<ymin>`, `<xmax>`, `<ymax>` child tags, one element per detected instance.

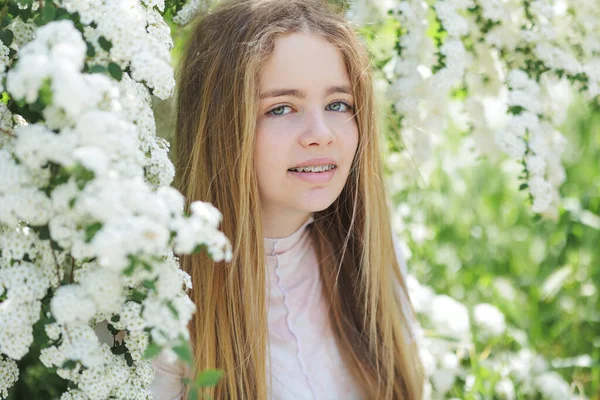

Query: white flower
<box><xmin>7</xmin><ymin>20</ymin><xmax>86</xmax><ymax>105</ymax></box>
<box><xmin>0</xmin><ymin>225</ymin><xmax>36</xmax><ymax>263</ymax></box>
<box><xmin>507</xmin><ymin>112</ymin><xmax>540</xmax><ymax>138</ymax></box>
<box><xmin>534</xmin><ymin>44</ymin><xmax>582</xmax><ymax>75</ymax></box>
<box><xmin>431</xmin><ymin>368</ymin><xmax>456</xmax><ymax>396</ymax></box>
<box><xmin>434</xmin><ymin>2</ymin><xmax>469</xmax><ymax>37</ymax></box>
<box><xmin>495</xmin><ymin>378</ymin><xmax>516</xmax><ymax>400</ymax></box>
<box><xmin>73</xmin><ymin>146</ymin><xmax>110</xmax><ymax>177</ymax></box>
<box><xmin>429</xmin><ymin>294</ymin><xmax>471</xmax><ymax>339</ymax></box>
<box><xmin>79</xmin><ymin>267</ymin><xmax>124</xmax><ymax>316</ymax></box>
<box><xmin>508</xmin><ymin>90</ymin><xmax>541</xmax><ymax>114</ymax></box>
<box><xmin>478</xmin><ymin>0</ymin><xmax>511</xmax><ymax>22</ymax></box>
<box><xmin>526</xmin><ymin>154</ymin><xmax>546</xmax><ymax>177</ymax></box>
<box><xmin>113</xmin><ymin>301</ymin><xmax>145</xmax><ymax>332</ymax></box>
<box><xmin>0</xmin><ymin>357</ymin><xmax>19</xmax><ymax>398</ymax></box>
<box><xmin>14</xmin><ymin>123</ymin><xmax>60</xmax><ymax>169</ymax></box>
<box><xmin>529</xmin><ymin>177</ymin><xmax>554</xmax><ymax>213</ymax></box>
<box><xmin>173</xmin><ymin>0</ymin><xmax>205</xmax><ymax>25</ymax></box>
<box><xmin>535</xmin><ymin>372</ymin><xmax>571</xmax><ymax>400</ymax></box>
<box><xmin>2</xmin><ymin>187</ymin><xmax>54</xmax><ymax>227</ymax></box>
<box><xmin>495</xmin><ymin>131</ymin><xmax>526</xmax><ymax>159</ymax></box>
<box><xmin>0</xmin><ymin>298</ymin><xmax>40</xmax><ymax>359</ymax></box>
<box><xmin>407</xmin><ymin>275</ymin><xmax>435</xmax><ymax>314</ymax></box>
<box><xmin>60</xmin><ymin>389</ymin><xmax>89</xmax><ymax>400</ymax></box>
<box><xmin>473</xmin><ymin>303</ymin><xmax>506</xmax><ymax>337</ymax></box>
<box><xmin>0</xmin><ymin>262</ymin><xmax>50</xmax><ymax>302</ymax></box>
<box><xmin>507</xmin><ymin>69</ymin><xmax>535</xmax><ymax>92</ymax></box>
<box><xmin>7</xmin><ymin>17</ymin><xmax>35</xmax><ymax>48</ymax></box>
<box><xmin>51</xmin><ymin>285</ymin><xmax>97</xmax><ymax>325</ymax></box>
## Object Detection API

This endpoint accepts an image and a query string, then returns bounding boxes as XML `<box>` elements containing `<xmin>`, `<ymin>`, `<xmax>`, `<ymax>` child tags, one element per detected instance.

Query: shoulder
<box><xmin>150</xmin><ymin>350</ymin><xmax>188</xmax><ymax>400</ymax></box>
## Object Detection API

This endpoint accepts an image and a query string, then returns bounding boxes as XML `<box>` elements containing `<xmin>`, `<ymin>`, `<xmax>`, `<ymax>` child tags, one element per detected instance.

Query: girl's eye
<box><xmin>267</xmin><ymin>105</ymin><xmax>293</xmax><ymax>116</ymax></box>
<box><xmin>326</xmin><ymin>101</ymin><xmax>354</xmax><ymax>112</ymax></box>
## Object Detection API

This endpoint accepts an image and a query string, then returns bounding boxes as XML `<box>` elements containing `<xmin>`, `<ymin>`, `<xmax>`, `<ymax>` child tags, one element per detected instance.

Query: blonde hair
<box><xmin>175</xmin><ymin>0</ymin><xmax>424</xmax><ymax>398</ymax></box>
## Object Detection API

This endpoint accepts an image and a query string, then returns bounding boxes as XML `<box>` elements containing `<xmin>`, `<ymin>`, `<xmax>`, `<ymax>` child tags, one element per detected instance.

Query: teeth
<box><xmin>290</xmin><ymin>164</ymin><xmax>336</xmax><ymax>173</ymax></box>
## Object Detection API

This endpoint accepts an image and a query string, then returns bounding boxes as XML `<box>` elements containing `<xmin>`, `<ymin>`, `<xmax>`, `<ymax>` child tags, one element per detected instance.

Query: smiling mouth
<box><xmin>288</xmin><ymin>164</ymin><xmax>337</xmax><ymax>173</ymax></box>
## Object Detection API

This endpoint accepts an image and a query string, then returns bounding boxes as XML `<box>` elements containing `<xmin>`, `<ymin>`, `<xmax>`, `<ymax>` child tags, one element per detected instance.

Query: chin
<box><xmin>296</xmin><ymin>192</ymin><xmax>340</xmax><ymax>213</ymax></box>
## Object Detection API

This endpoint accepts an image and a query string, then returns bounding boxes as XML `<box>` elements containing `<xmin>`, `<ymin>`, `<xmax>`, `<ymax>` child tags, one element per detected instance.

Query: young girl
<box><xmin>152</xmin><ymin>0</ymin><xmax>424</xmax><ymax>398</ymax></box>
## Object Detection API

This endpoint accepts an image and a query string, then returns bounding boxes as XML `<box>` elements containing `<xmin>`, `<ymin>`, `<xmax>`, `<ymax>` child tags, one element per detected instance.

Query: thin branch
<box><xmin>0</xmin><ymin>128</ymin><xmax>15</xmax><ymax>138</ymax></box>
<box><xmin>50</xmin><ymin>242</ymin><xmax>61</xmax><ymax>286</ymax></box>
<box><xmin>70</xmin><ymin>256</ymin><xmax>74</xmax><ymax>284</ymax></box>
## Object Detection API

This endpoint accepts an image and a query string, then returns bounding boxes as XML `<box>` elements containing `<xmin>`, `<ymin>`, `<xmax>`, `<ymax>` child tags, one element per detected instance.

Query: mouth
<box><xmin>287</xmin><ymin>164</ymin><xmax>337</xmax><ymax>173</ymax></box>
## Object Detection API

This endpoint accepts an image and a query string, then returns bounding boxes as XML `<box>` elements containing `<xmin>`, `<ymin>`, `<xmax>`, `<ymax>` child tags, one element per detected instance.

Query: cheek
<box><xmin>254</xmin><ymin>127</ymin><xmax>287</xmax><ymax>188</ymax></box>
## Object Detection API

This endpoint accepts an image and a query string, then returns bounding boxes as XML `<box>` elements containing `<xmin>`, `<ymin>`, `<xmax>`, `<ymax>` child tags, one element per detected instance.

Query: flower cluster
<box><xmin>380</xmin><ymin>0</ymin><xmax>600</xmax><ymax>218</ymax></box>
<box><xmin>408</xmin><ymin>275</ymin><xmax>583</xmax><ymax>400</ymax></box>
<box><xmin>0</xmin><ymin>1</ymin><xmax>230</xmax><ymax>399</ymax></box>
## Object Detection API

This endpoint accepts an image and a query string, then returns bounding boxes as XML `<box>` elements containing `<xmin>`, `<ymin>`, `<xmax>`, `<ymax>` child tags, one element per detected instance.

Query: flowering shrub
<box><xmin>1</xmin><ymin>0</ymin><xmax>598</xmax><ymax>399</ymax></box>
<box><xmin>0</xmin><ymin>1</ymin><xmax>230</xmax><ymax>399</ymax></box>
<box><xmin>349</xmin><ymin>0</ymin><xmax>599</xmax><ymax>219</ymax></box>
<box><xmin>348</xmin><ymin>0</ymin><xmax>598</xmax><ymax>398</ymax></box>
<box><xmin>409</xmin><ymin>276</ymin><xmax>588</xmax><ymax>399</ymax></box>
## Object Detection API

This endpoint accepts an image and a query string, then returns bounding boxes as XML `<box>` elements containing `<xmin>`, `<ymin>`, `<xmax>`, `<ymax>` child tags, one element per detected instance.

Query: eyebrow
<box><xmin>259</xmin><ymin>85</ymin><xmax>353</xmax><ymax>100</ymax></box>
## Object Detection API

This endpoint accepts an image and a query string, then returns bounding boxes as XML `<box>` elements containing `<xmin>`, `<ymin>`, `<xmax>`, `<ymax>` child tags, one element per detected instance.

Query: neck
<box><xmin>261</xmin><ymin>207</ymin><xmax>312</xmax><ymax>238</ymax></box>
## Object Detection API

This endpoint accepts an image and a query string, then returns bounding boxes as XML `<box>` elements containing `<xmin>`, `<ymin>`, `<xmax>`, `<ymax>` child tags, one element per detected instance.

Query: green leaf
<box><xmin>191</xmin><ymin>244</ymin><xmax>206</xmax><ymax>255</ymax></box>
<box><xmin>111</xmin><ymin>343</ymin><xmax>128</xmax><ymax>355</ymax></box>
<box><xmin>86</xmin><ymin>41</ymin><xmax>96</xmax><ymax>57</ymax></box>
<box><xmin>142</xmin><ymin>279</ymin><xmax>156</xmax><ymax>290</ymax></box>
<box><xmin>124</xmin><ymin>351</ymin><xmax>134</xmax><ymax>367</ymax></box>
<box><xmin>123</xmin><ymin>259</ymin><xmax>137</xmax><ymax>277</ymax></box>
<box><xmin>187</xmin><ymin>387</ymin><xmax>198</xmax><ymax>400</ymax></box>
<box><xmin>98</xmin><ymin>36</ymin><xmax>112</xmax><ymax>52</ymax></box>
<box><xmin>173</xmin><ymin>341</ymin><xmax>194</xmax><ymax>367</ymax></box>
<box><xmin>29</xmin><ymin>78</ymin><xmax>53</xmax><ymax>112</ymax></box>
<box><xmin>108</xmin><ymin>62</ymin><xmax>123</xmax><ymax>81</ymax></box>
<box><xmin>195</xmin><ymin>369</ymin><xmax>223</xmax><ymax>388</ymax></box>
<box><xmin>0</xmin><ymin>29</ymin><xmax>15</xmax><ymax>47</ymax></box>
<box><xmin>33</xmin><ymin>225</ymin><xmax>51</xmax><ymax>241</ymax></box>
<box><xmin>129</xmin><ymin>288</ymin><xmax>147</xmax><ymax>303</ymax></box>
<box><xmin>519</xmin><ymin>183</ymin><xmax>529</xmax><ymax>191</ymax></box>
<box><xmin>0</xmin><ymin>16</ymin><xmax>13</xmax><ymax>29</ymax></box>
<box><xmin>84</xmin><ymin>222</ymin><xmax>103</xmax><ymax>243</ymax></box>
<box><xmin>143</xmin><ymin>342</ymin><xmax>162</xmax><ymax>360</ymax></box>
<box><xmin>41</xmin><ymin>3</ymin><xmax>57</xmax><ymax>23</ymax></box>
<box><xmin>166</xmin><ymin>302</ymin><xmax>179</xmax><ymax>318</ymax></box>
<box><xmin>73</xmin><ymin>164</ymin><xmax>95</xmax><ymax>190</ymax></box>
<box><xmin>107</xmin><ymin>323</ymin><xmax>120</xmax><ymax>336</ymax></box>
<box><xmin>88</xmin><ymin>64</ymin><xmax>107</xmax><ymax>74</ymax></box>
<box><xmin>61</xmin><ymin>359</ymin><xmax>78</xmax><ymax>370</ymax></box>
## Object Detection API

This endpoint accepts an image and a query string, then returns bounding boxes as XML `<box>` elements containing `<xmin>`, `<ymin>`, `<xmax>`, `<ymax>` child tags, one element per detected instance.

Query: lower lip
<box><xmin>288</xmin><ymin>167</ymin><xmax>337</xmax><ymax>183</ymax></box>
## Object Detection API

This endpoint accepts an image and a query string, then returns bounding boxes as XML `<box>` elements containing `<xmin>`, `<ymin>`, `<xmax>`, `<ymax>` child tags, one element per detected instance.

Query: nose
<box><xmin>298</xmin><ymin>108</ymin><xmax>335</xmax><ymax>147</ymax></box>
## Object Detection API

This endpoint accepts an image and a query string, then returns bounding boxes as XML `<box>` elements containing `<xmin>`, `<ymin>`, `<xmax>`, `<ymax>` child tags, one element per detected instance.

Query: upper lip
<box><xmin>290</xmin><ymin>157</ymin><xmax>337</xmax><ymax>169</ymax></box>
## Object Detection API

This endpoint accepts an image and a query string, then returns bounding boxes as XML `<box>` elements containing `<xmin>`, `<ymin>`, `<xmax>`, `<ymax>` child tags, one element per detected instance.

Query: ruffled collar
<box><xmin>263</xmin><ymin>215</ymin><xmax>314</xmax><ymax>256</ymax></box>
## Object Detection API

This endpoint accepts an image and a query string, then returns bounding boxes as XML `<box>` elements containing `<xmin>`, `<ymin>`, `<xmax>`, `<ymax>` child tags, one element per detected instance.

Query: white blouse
<box><xmin>150</xmin><ymin>216</ymin><xmax>410</xmax><ymax>399</ymax></box>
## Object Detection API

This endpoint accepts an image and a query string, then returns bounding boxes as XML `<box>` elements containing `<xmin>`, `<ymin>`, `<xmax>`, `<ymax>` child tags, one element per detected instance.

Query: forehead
<box><xmin>258</xmin><ymin>32</ymin><xmax>350</xmax><ymax>92</ymax></box>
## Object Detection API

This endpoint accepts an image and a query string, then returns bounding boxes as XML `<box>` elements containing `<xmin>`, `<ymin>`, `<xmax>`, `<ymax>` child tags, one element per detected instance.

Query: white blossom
<box><xmin>429</xmin><ymin>295</ymin><xmax>470</xmax><ymax>339</ymax></box>
<box><xmin>473</xmin><ymin>303</ymin><xmax>506</xmax><ymax>337</ymax></box>
<box><xmin>0</xmin><ymin>357</ymin><xmax>19</xmax><ymax>398</ymax></box>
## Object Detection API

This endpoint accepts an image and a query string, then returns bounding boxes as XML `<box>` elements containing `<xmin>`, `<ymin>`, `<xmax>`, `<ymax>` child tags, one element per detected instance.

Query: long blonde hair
<box><xmin>174</xmin><ymin>0</ymin><xmax>424</xmax><ymax>398</ymax></box>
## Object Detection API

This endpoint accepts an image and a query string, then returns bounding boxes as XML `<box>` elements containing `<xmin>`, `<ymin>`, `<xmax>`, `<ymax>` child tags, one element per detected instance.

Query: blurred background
<box><xmin>8</xmin><ymin>0</ymin><xmax>598</xmax><ymax>398</ymax></box>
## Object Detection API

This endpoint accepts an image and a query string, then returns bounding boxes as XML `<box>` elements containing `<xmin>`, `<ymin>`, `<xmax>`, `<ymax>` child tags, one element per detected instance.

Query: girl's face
<box><xmin>255</xmin><ymin>32</ymin><xmax>359</xmax><ymax>236</ymax></box>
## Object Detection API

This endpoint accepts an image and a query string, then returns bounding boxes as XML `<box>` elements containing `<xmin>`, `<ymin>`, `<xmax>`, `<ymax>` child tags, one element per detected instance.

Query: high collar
<box><xmin>263</xmin><ymin>215</ymin><xmax>314</xmax><ymax>256</ymax></box>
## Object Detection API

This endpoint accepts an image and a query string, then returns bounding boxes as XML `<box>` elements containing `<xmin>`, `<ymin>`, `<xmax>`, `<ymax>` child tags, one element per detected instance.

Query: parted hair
<box><xmin>174</xmin><ymin>0</ymin><xmax>424</xmax><ymax>398</ymax></box>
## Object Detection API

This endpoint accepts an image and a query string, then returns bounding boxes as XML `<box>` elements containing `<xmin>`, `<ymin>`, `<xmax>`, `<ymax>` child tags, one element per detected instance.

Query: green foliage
<box><xmin>391</xmin><ymin>99</ymin><xmax>600</xmax><ymax>395</ymax></box>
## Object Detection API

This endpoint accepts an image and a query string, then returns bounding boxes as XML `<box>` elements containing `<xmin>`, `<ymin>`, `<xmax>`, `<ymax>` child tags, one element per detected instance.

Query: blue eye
<box><xmin>326</xmin><ymin>101</ymin><xmax>354</xmax><ymax>112</ymax></box>
<box><xmin>267</xmin><ymin>105</ymin><xmax>293</xmax><ymax>116</ymax></box>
